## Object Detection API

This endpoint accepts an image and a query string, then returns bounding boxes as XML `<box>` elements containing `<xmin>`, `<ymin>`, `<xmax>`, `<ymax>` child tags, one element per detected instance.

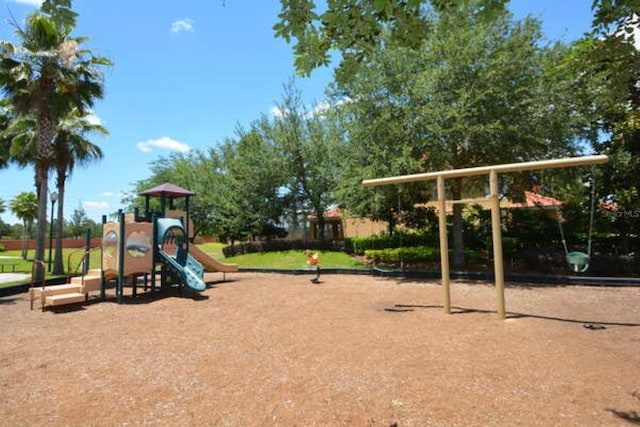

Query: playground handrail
<box><xmin>66</xmin><ymin>246</ymin><xmax>101</xmax><ymax>282</ymax></box>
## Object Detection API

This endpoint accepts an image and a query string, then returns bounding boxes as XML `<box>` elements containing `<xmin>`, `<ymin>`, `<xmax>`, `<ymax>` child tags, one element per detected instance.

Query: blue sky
<box><xmin>0</xmin><ymin>0</ymin><xmax>595</xmax><ymax>224</ymax></box>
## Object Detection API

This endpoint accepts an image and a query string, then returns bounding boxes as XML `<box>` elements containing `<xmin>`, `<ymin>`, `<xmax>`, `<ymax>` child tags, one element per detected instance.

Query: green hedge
<box><xmin>223</xmin><ymin>239</ymin><xmax>349</xmax><ymax>257</ymax></box>
<box><xmin>352</xmin><ymin>232</ymin><xmax>438</xmax><ymax>255</ymax></box>
<box><xmin>364</xmin><ymin>246</ymin><xmax>483</xmax><ymax>265</ymax></box>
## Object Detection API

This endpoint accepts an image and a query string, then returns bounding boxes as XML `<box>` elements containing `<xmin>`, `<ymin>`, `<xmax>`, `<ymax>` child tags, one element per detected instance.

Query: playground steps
<box><xmin>70</xmin><ymin>274</ymin><xmax>101</xmax><ymax>292</ymax></box>
<box><xmin>30</xmin><ymin>271</ymin><xmax>104</xmax><ymax>311</ymax></box>
<box><xmin>45</xmin><ymin>292</ymin><xmax>87</xmax><ymax>307</ymax></box>
<box><xmin>29</xmin><ymin>283</ymin><xmax>83</xmax><ymax>299</ymax></box>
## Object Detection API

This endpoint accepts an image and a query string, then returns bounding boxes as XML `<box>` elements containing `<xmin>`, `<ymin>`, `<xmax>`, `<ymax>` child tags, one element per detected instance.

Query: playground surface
<box><xmin>1</xmin><ymin>272</ymin><xmax>639</xmax><ymax>426</ymax></box>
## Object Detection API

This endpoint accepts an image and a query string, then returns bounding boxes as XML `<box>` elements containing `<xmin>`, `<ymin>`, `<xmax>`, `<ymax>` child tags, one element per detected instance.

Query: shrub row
<box><xmin>364</xmin><ymin>246</ymin><xmax>483</xmax><ymax>265</ymax></box>
<box><xmin>222</xmin><ymin>239</ymin><xmax>349</xmax><ymax>258</ymax></box>
<box><xmin>351</xmin><ymin>232</ymin><xmax>438</xmax><ymax>255</ymax></box>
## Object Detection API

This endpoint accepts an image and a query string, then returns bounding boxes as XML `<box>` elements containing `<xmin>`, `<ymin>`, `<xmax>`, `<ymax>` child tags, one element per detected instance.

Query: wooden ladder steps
<box><xmin>70</xmin><ymin>275</ymin><xmax>102</xmax><ymax>292</ymax></box>
<box><xmin>29</xmin><ymin>283</ymin><xmax>83</xmax><ymax>299</ymax></box>
<box><xmin>45</xmin><ymin>292</ymin><xmax>87</xmax><ymax>307</ymax></box>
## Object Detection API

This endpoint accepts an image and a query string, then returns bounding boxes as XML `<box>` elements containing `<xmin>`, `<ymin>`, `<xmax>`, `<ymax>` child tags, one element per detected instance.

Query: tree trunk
<box><xmin>316</xmin><ymin>213</ymin><xmax>326</xmax><ymax>240</ymax></box>
<box><xmin>452</xmin><ymin>177</ymin><xmax>465</xmax><ymax>268</ymax></box>
<box><xmin>52</xmin><ymin>173</ymin><xmax>65</xmax><ymax>275</ymax></box>
<box><xmin>34</xmin><ymin>117</ymin><xmax>53</xmax><ymax>282</ymax></box>
<box><xmin>34</xmin><ymin>163</ymin><xmax>49</xmax><ymax>282</ymax></box>
<box><xmin>20</xmin><ymin>220</ymin><xmax>28</xmax><ymax>260</ymax></box>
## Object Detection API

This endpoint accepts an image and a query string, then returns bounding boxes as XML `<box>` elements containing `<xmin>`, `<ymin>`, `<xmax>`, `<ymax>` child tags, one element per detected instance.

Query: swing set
<box><xmin>363</xmin><ymin>155</ymin><xmax>608</xmax><ymax>319</ymax></box>
<box><xmin>551</xmin><ymin>173</ymin><xmax>598</xmax><ymax>273</ymax></box>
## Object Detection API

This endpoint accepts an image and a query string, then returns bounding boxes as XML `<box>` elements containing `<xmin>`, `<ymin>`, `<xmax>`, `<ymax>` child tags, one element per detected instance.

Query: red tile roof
<box><xmin>511</xmin><ymin>191</ymin><xmax>563</xmax><ymax>208</ymax></box>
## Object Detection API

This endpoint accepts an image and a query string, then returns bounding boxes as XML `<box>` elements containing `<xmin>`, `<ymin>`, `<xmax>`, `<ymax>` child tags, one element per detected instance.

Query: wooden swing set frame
<box><xmin>362</xmin><ymin>155</ymin><xmax>609</xmax><ymax>319</ymax></box>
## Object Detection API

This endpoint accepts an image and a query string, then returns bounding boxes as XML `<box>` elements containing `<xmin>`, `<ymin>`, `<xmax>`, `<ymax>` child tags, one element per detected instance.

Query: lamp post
<box><xmin>48</xmin><ymin>192</ymin><xmax>58</xmax><ymax>273</ymax></box>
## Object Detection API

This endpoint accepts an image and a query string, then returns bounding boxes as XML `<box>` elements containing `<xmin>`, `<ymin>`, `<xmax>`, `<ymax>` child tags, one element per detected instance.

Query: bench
<box><xmin>0</xmin><ymin>263</ymin><xmax>18</xmax><ymax>273</ymax></box>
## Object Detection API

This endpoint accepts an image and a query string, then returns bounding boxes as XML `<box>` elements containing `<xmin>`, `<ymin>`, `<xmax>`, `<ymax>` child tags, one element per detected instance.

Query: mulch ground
<box><xmin>1</xmin><ymin>272</ymin><xmax>639</xmax><ymax>426</ymax></box>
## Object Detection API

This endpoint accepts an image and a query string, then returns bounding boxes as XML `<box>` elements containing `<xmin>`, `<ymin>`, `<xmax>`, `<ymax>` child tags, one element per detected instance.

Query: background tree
<box><xmin>328</xmin><ymin>37</ymin><xmax>431</xmax><ymax>235</ymax></box>
<box><xmin>66</xmin><ymin>204</ymin><xmax>88</xmax><ymax>238</ymax></box>
<box><xmin>267</xmin><ymin>82</ymin><xmax>341</xmax><ymax>240</ymax></box>
<box><xmin>216</xmin><ymin>126</ymin><xmax>288</xmax><ymax>242</ymax></box>
<box><xmin>274</xmin><ymin>0</ymin><xmax>508</xmax><ymax>81</ymax></box>
<box><xmin>332</xmin><ymin>4</ymin><xmax>583</xmax><ymax>266</ymax></box>
<box><xmin>0</xmin><ymin>198</ymin><xmax>8</xmax><ymax>239</ymax></box>
<box><xmin>561</xmin><ymin>2</ymin><xmax>640</xmax><ymax>252</ymax></box>
<box><xmin>0</xmin><ymin>0</ymin><xmax>111</xmax><ymax>280</ymax></box>
<box><xmin>130</xmin><ymin>149</ymin><xmax>229</xmax><ymax>239</ymax></box>
<box><xmin>9</xmin><ymin>191</ymin><xmax>38</xmax><ymax>259</ymax></box>
<box><xmin>275</xmin><ymin>0</ymin><xmax>636</xmax><ymax>81</ymax></box>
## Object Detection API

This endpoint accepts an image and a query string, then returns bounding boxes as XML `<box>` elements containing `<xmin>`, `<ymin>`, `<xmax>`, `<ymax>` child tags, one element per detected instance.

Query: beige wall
<box><xmin>342</xmin><ymin>217</ymin><xmax>387</xmax><ymax>238</ymax></box>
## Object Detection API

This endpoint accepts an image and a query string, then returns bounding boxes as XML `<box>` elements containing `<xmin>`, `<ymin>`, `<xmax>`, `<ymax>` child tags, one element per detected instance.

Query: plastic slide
<box><xmin>157</xmin><ymin>249</ymin><xmax>207</xmax><ymax>292</ymax></box>
<box><xmin>188</xmin><ymin>244</ymin><xmax>239</xmax><ymax>273</ymax></box>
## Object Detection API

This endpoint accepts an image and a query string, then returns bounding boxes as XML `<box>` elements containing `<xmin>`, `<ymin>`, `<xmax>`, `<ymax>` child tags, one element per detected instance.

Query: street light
<box><xmin>48</xmin><ymin>192</ymin><xmax>58</xmax><ymax>273</ymax></box>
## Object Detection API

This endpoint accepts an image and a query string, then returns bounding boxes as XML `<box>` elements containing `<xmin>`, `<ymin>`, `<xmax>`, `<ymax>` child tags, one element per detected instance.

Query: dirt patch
<box><xmin>1</xmin><ymin>273</ymin><xmax>639</xmax><ymax>426</ymax></box>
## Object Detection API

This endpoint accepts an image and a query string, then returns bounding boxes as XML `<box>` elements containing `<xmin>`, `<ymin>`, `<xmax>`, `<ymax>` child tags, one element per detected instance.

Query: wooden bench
<box><xmin>0</xmin><ymin>263</ymin><xmax>19</xmax><ymax>273</ymax></box>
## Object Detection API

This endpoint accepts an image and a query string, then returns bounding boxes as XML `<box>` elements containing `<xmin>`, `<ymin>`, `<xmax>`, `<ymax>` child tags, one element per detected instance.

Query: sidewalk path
<box><xmin>0</xmin><ymin>273</ymin><xmax>30</xmax><ymax>284</ymax></box>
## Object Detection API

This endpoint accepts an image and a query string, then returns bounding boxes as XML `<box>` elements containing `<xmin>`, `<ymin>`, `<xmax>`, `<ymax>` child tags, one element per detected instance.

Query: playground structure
<box><xmin>362</xmin><ymin>155</ymin><xmax>609</xmax><ymax>319</ymax></box>
<box><xmin>30</xmin><ymin>183</ymin><xmax>238</xmax><ymax>310</ymax></box>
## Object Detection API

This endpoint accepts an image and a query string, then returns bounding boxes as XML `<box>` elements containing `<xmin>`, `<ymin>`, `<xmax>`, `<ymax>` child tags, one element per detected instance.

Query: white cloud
<box><xmin>10</xmin><ymin>0</ymin><xmax>43</xmax><ymax>6</ymax></box>
<box><xmin>270</xmin><ymin>106</ymin><xmax>284</xmax><ymax>118</ymax></box>
<box><xmin>84</xmin><ymin>201</ymin><xmax>109</xmax><ymax>210</ymax></box>
<box><xmin>171</xmin><ymin>19</ymin><xmax>194</xmax><ymax>34</ymax></box>
<box><xmin>136</xmin><ymin>136</ymin><xmax>190</xmax><ymax>153</ymax></box>
<box><xmin>100</xmin><ymin>192</ymin><xmax>114</xmax><ymax>197</ymax></box>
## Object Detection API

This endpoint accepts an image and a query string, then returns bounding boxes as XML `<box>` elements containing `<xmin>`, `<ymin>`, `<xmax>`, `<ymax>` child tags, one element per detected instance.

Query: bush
<box><xmin>365</xmin><ymin>246</ymin><xmax>484</xmax><ymax>266</ymax></box>
<box><xmin>364</xmin><ymin>246</ymin><xmax>440</xmax><ymax>264</ymax></box>
<box><xmin>0</xmin><ymin>243</ymin><xmax>5</xmax><ymax>252</ymax></box>
<box><xmin>222</xmin><ymin>239</ymin><xmax>348</xmax><ymax>257</ymax></box>
<box><xmin>352</xmin><ymin>232</ymin><xmax>438</xmax><ymax>255</ymax></box>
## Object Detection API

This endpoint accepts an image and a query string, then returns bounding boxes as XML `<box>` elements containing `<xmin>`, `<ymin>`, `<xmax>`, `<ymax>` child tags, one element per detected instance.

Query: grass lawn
<box><xmin>0</xmin><ymin>248</ymin><xmax>102</xmax><ymax>287</ymax></box>
<box><xmin>196</xmin><ymin>242</ymin><xmax>366</xmax><ymax>269</ymax></box>
<box><xmin>0</xmin><ymin>243</ymin><xmax>367</xmax><ymax>287</ymax></box>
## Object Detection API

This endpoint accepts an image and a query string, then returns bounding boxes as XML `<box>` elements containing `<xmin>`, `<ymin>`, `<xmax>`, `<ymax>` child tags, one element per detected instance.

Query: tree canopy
<box><xmin>0</xmin><ymin>0</ymin><xmax>111</xmax><ymax>279</ymax></box>
<box><xmin>275</xmin><ymin>0</ymin><xmax>639</xmax><ymax>82</ymax></box>
<box><xmin>328</xmin><ymin>3</ymin><xmax>583</xmax><ymax>265</ymax></box>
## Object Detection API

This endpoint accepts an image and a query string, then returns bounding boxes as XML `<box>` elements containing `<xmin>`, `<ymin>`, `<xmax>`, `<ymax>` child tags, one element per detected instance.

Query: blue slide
<box><xmin>157</xmin><ymin>249</ymin><xmax>207</xmax><ymax>292</ymax></box>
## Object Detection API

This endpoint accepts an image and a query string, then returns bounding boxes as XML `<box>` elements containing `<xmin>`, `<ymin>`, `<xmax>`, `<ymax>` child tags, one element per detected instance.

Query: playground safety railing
<box><xmin>66</xmin><ymin>246</ymin><xmax>101</xmax><ymax>278</ymax></box>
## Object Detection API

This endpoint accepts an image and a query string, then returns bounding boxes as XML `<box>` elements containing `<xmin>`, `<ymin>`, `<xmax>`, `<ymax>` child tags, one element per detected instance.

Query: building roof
<box><xmin>422</xmin><ymin>190</ymin><xmax>563</xmax><ymax>214</ymax></box>
<box><xmin>307</xmin><ymin>207</ymin><xmax>343</xmax><ymax>220</ymax></box>
<box><xmin>310</xmin><ymin>191</ymin><xmax>563</xmax><ymax>220</ymax></box>
<box><xmin>138</xmin><ymin>182</ymin><xmax>196</xmax><ymax>198</ymax></box>
<box><xmin>511</xmin><ymin>191</ymin><xmax>563</xmax><ymax>209</ymax></box>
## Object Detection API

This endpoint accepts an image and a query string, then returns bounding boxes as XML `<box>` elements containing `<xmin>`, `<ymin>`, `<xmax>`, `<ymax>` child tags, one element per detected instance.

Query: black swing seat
<box><xmin>566</xmin><ymin>251</ymin><xmax>590</xmax><ymax>273</ymax></box>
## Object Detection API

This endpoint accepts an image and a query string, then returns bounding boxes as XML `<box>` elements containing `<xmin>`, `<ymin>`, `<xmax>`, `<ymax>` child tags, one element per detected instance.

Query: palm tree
<box><xmin>1</xmin><ymin>107</ymin><xmax>40</xmax><ymax>189</ymax></box>
<box><xmin>0</xmin><ymin>99</ymin><xmax>15</xmax><ymax>170</ymax></box>
<box><xmin>0</xmin><ymin>2</ymin><xmax>111</xmax><ymax>280</ymax></box>
<box><xmin>1</xmin><ymin>106</ymin><xmax>108</xmax><ymax>274</ymax></box>
<box><xmin>10</xmin><ymin>192</ymin><xmax>38</xmax><ymax>259</ymax></box>
<box><xmin>52</xmin><ymin>111</ymin><xmax>108</xmax><ymax>274</ymax></box>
